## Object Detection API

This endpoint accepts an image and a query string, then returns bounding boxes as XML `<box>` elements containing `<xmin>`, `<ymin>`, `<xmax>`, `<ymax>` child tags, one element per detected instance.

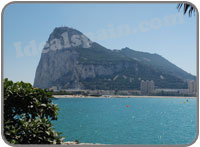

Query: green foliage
<box><xmin>4</xmin><ymin>78</ymin><xmax>64</xmax><ymax>144</ymax></box>
<box><xmin>52</xmin><ymin>90</ymin><xmax>82</xmax><ymax>95</ymax></box>
<box><xmin>120</xmin><ymin>48</ymin><xmax>195</xmax><ymax>80</ymax></box>
<box><xmin>75</xmin><ymin>43</ymin><xmax>132</xmax><ymax>65</ymax></box>
<box><xmin>69</xmin><ymin>46</ymin><xmax>189</xmax><ymax>90</ymax></box>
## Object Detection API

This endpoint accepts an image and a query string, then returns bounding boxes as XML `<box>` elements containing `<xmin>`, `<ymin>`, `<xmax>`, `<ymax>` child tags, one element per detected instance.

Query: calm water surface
<box><xmin>52</xmin><ymin>97</ymin><xmax>197</xmax><ymax>145</ymax></box>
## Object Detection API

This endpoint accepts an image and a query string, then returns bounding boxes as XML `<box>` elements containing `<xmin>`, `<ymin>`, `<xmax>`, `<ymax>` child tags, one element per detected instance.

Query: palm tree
<box><xmin>177</xmin><ymin>3</ymin><xmax>195</xmax><ymax>17</ymax></box>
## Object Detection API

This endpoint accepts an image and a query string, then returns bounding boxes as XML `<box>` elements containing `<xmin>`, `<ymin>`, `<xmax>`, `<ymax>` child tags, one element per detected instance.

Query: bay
<box><xmin>52</xmin><ymin>97</ymin><xmax>197</xmax><ymax>145</ymax></box>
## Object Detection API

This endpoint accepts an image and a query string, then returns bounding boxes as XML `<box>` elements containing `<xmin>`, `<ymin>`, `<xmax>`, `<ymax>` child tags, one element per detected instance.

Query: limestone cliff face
<box><xmin>34</xmin><ymin>48</ymin><xmax>79</xmax><ymax>89</ymax></box>
<box><xmin>34</xmin><ymin>27</ymin><xmax>192</xmax><ymax>90</ymax></box>
<box><xmin>34</xmin><ymin>27</ymin><xmax>127</xmax><ymax>89</ymax></box>
<box><xmin>34</xmin><ymin>27</ymin><xmax>91</xmax><ymax>89</ymax></box>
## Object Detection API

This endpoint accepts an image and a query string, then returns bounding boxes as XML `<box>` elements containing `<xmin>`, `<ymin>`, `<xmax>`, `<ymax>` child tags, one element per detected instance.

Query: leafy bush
<box><xmin>4</xmin><ymin>78</ymin><xmax>64</xmax><ymax>144</ymax></box>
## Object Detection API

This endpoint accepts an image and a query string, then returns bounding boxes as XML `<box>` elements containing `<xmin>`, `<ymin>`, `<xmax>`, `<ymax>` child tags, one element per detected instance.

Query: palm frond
<box><xmin>177</xmin><ymin>3</ymin><xmax>195</xmax><ymax>17</ymax></box>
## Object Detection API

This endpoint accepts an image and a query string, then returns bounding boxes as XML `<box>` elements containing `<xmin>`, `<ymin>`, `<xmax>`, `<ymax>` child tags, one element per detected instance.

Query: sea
<box><xmin>52</xmin><ymin>97</ymin><xmax>197</xmax><ymax>145</ymax></box>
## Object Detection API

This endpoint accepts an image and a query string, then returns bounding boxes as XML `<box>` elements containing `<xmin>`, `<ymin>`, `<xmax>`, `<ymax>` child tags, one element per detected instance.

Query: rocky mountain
<box><xmin>34</xmin><ymin>27</ymin><xmax>195</xmax><ymax>90</ymax></box>
<box><xmin>119</xmin><ymin>48</ymin><xmax>195</xmax><ymax>80</ymax></box>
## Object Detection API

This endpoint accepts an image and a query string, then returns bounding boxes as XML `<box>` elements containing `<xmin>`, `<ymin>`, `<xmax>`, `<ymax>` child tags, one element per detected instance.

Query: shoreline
<box><xmin>63</xmin><ymin>141</ymin><xmax>103</xmax><ymax>145</ymax></box>
<box><xmin>53</xmin><ymin>95</ymin><xmax>196</xmax><ymax>99</ymax></box>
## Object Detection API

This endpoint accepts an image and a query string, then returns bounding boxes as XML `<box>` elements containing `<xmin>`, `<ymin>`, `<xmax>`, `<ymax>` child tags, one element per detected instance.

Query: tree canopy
<box><xmin>4</xmin><ymin>78</ymin><xmax>64</xmax><ymax>144</ymax></box>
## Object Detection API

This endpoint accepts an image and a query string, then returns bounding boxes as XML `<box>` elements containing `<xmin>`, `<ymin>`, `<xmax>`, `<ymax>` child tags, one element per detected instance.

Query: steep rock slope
<box><xmin>34</xmin><ymin>27</ymin><xmax>192</xmax><ymax>90</ymax></box>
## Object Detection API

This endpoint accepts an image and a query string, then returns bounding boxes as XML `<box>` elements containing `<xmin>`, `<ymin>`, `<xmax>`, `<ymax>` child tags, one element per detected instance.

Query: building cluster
<box><xmin>140</xmin><ymin>80</ymin><xmax>155</xmax><ymax>95</ymax></box>
<box><xmin>154</xmin><ymin>88</ymin><xmax>189</xmax><ymax>95</ymax></box>
<box><xmin>140</xmin><ymin>79</ymin><xmax>197</xmax><ymax>96</ymax></box>
<box><xmin>49</xmin><ymin>79</ymin><xmax>197</xmax><ymax>96</ymax></box>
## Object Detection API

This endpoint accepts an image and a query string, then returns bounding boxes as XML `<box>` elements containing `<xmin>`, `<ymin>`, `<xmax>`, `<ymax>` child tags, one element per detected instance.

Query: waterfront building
<box><xmin>140</xmin><ymin>80</ymin><xmax>155</xmax><ymax>95</ymax></box>
<box><xmin>188</xmin><ymin>80</ymin><xmax>197</xmax><ymax>95</ymax></box>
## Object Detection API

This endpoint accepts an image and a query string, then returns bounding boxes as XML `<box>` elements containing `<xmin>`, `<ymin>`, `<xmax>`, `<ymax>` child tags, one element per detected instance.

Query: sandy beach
<box><xmin>53</xmin><ymin>95</ymin><xmax>196</xmax><ymax>99</ymax></box>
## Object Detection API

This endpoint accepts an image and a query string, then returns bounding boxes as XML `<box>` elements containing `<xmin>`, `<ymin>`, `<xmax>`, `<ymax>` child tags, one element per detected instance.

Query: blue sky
<box><xmin>3</xmin><ymin>3</ymin><xmax>197</xmax><ymax>84</ymax></box>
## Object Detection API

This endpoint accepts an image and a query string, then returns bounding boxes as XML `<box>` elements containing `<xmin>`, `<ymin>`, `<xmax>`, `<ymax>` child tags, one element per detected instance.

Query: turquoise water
<box><xmin>52</xmin><ymin>98</ymin><xmax>197</xmax><ymax>145</ymax></box>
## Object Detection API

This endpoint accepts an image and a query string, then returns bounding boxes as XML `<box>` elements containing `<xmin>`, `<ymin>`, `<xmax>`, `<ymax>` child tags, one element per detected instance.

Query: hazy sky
<box><xmin>4</xmin><ymin>3</ymin><xmax>197</xmax><ymax>84</ymax></box>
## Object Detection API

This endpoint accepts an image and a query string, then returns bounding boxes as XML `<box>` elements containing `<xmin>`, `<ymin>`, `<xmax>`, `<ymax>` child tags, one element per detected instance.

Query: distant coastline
<box><xmin>53</xmin><ymin>95</ymin><xmax>196</xmax><ymax>99</ymax></box>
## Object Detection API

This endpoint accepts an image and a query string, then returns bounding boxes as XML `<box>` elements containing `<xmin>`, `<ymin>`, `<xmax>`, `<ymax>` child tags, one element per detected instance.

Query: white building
<box><xmin>140</xmin><ymin>80</ymin><xmax>155</xmax><ymax>95</ymax></box>
<box><xmin>188</xmin><ymin>80</ymin><xmax>197</xmax><ymax>95</ymax></box>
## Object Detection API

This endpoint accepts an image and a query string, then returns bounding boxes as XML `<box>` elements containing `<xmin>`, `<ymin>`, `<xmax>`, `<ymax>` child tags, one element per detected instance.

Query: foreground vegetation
<box><xmin>4</xmin><ymin>78</ymin><xmax>64</xmax><ymax>144</ymax></box>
